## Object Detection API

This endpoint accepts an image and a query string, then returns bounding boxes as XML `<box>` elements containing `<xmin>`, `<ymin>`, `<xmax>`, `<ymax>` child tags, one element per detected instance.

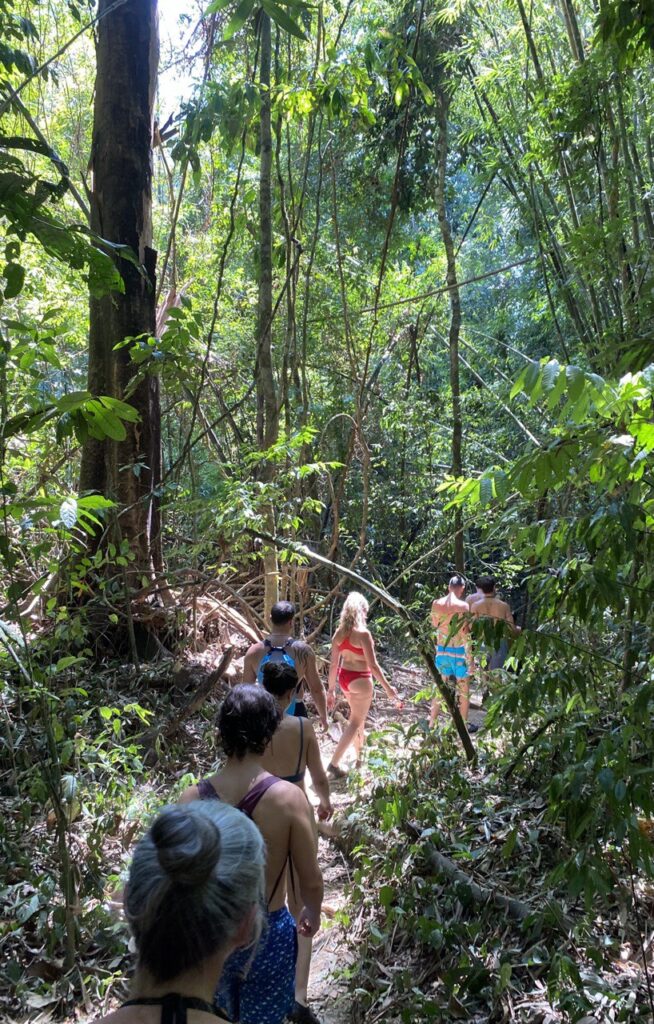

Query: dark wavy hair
<box><xmin>219</xmin><ymin>684</ymin><xmax>281</xmax><ymax>759</ymax></box>
<box><xmin>261</xmin><ymin>661</ymin><xmax>298</xmax><ymax>699</ymax></box>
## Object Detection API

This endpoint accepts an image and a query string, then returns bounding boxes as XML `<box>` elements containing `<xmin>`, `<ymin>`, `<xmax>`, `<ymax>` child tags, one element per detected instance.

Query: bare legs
<box><xmin>429</xmin><ymin>675</ymin><xmax>470</xmax><ymax>727</ymax></box>
<box><xmin>288</xmin><ymin>809</ymin><xmax>318</xmax><ymax>1010</ymax></box>
<box><xmin>329</xmin><ymin>677</ymin><xmax>374</xmax><ymax>768</ymax></box>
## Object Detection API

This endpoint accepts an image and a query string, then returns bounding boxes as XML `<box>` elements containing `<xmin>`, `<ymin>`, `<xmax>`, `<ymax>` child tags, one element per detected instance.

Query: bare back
<box><xmin>96</xmin><ymin>1007</ymin><xmax>226</xmax><ymax>1024</ymax></box>
<box><xmin>469</xmin><ymin>595</ymin><xmax>515</xmax><ymax>627</ymax></box>
<box><xmin>260</xmin><ymin>715</ymin><xmax>307</xmax><ymax>782</ymax></box>
<box><xmin>180</xmin><ymin>774</ymin><xmax>315</xmax><ymax>912</ymax></box>
<box><xmin>431</xmin><ymin>593</ymin><xmax>470</xmax><ymax>646</ymax></box>
<box><xmin>332</xmin><ymin>625</ymin><xmax>372</xmax><ymax>671</ymax></box>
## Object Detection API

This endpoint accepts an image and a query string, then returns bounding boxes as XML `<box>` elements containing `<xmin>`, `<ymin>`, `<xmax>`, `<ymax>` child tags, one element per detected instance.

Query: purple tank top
<box><xmin>196</xmin><ymin>774</ymin><xmax>281</xmax><ymax>818</ymax></box>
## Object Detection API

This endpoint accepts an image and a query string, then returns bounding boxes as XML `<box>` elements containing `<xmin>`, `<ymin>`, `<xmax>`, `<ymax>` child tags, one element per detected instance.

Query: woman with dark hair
<box><xmin>179</xmin><ymin>685</ymin><xmax>323</xmax><ymax>1024</ymax></box>
<box><xmin>95</xmin><ymin>800</ymin><xmax>265</xmax><ymax>1024</ymax></box>
<box><xmin>260</xmin><ymin>663</ymin><xmax>331</xmax><ymax>1024</ymax></box>
<box><xmin>260</xmin><ymin>663</ymin><xmax>332</xmax><ymax>818</ymax></box>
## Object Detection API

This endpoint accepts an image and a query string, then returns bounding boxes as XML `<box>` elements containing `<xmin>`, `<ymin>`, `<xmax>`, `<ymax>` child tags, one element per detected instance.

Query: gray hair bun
<box><xmin>151</xmin><ymin>806</ymin><xmax>221</xmax><ymax>887</ymax></box>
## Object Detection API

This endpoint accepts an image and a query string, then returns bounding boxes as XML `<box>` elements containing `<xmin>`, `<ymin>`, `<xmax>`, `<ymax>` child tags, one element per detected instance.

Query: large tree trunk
<box><xmin>435</xmin><ymin>89</ymin><xmax>464</xmax><ymax>573</ymax></box>
<box><xmin>79</xmin><ymin>0</ymin><xmax>161</xmax><ymax>576</ymax></box>
<box><xmin>256</xmin><ymin>11</ymin><xmax>280</xmax><ymax>621</ymax></box>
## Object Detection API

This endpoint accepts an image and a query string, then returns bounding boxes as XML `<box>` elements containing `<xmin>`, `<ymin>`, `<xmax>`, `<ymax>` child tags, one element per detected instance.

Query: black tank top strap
<box><xmin>121</xmin><ymin>993</ymin><xmax>223</xmax><ymax>1022</ymax></box>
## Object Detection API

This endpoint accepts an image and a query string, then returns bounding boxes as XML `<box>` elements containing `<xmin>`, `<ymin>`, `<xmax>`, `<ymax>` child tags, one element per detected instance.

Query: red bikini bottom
<box><xmin>338</xmin><ymin>666</ymin><xmax>372</xmax><ymax>693</ymax></box>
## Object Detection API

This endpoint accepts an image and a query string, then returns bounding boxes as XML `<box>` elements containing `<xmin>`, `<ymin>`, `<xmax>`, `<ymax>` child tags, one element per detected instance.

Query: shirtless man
<box><xmin>469</xmin><ymin>576</ymin><xmax>521</xmax><ymax>674</ymax></box>
<box><xmin>467</xmin><ymin>579</ymin><xmax>486</xmax><ymax>607</ymax></box>
<box><xmin>430</xmin><ymin>575</ymin><xmax>476</xmax><ymax>730</ymax></box>
<box><xmin>243</xmin><ymin>601</ymin><xmax>328</xmax><ymax>731</ymax></box>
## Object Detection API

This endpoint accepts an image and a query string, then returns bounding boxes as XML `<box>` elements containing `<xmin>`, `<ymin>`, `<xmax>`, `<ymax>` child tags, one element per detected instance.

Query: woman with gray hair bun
<box><xmin>95</xmin><ymin>801</ymin><xmax>265</xmax><ymax>1024</ymax></box>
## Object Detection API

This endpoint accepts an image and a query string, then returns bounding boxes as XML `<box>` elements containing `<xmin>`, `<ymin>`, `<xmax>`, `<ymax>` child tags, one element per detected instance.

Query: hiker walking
<box><xmin>243</xmin><ymin>601</ymin><xmax>328</xmax><ymax>730</ymax></box>
<box><xmin>430</xmin><ymin>574</ymin><xmax>477</xmax><ymax>731</ymax></box>
<box><xmin>469</xmin><ymin>575</ymin><xmax>521</xmax><ymax>677</ymax></box>
<box><xmin>180</xmin><ymin>685</ymin><xmax>323</xmax><ymax>1024</ymax></box>
<box><xmin>326</xmin><ymin>592</ymin><xmax>402</xmax><ymax>777</ymax></box>
<box><xmin>260</xmin><ymin>663</ymin><xmax>332</xmax><ymax>1024</ymax></box>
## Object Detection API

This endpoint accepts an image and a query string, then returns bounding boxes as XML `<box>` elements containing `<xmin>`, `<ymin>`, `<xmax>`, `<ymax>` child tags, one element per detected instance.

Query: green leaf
<box><xmin>379</xmin><ymin>884</ymin><xmax>394</xmax><ymax>907</ymax></box>
<box><xmin>85</xmin><ymin>400</ymin><xmax>127</xmax><ymax>441</ymax></box>
<box><xmin>502</xmin><ymin>827</ymin><xmax>518</xmax><ymax>860</ymax></box>
<box><xmin>56</xmin><ymin>655</ymin><xmax>81</xmax><ymax>672</ymax></box>
<box><xmin>262</xmin><ymin>0</ymin><xmax>308</xmax><ymax>40</ymax></box>
<box><xmin>205</xmin><ymin>0</ymin><xmax>233</xmax><ymax>10</ymax></box>
<box><xmin>224</xmin><ymin>0</ymin><xmax>255</xmax><ymax>39</ymax></box>
<box><xmin>542</xmin><ymin>359</ymin><xmax>561</xmax><ymax>394</ymax></box>
<box><xmin>3</xmin><ymin>261</ymin><xmax>25</xmax><ymax>298</ymax></box>
<box><xmin>480</xmin><ymin>476</ymin><xmax>493</xmax><ymax>506</ymax></box>
<box><xmin>57</xmin><ymin>390</ymin><xmax>92</xmax><ymax>413</ymax></box>
<box><xmin>59</xmin><ymin>497</ymin><xmax>78</xmax><ymax>528</ymax></box>
<box><xmin>98</xmin><ymin>395</ymin><xmax>140</xmax><ymax>422</ymax></box>
<box><xmin>566</xmin><ymin>364</ymin><xmax>585</xmax><ymax>403</ymax></box>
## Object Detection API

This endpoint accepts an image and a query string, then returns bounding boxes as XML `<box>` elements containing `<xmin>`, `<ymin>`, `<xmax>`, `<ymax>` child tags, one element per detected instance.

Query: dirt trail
<box><xmin>304</xmin><ymin>661</ymin><xmax>486</xmax><ymax>1024</ymax></box>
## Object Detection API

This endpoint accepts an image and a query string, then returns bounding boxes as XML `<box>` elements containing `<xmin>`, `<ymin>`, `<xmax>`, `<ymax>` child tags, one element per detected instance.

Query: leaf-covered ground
<box><xmin>2</xmin><ymin>650</ymin><xmax>653</xmax><ymax>1023</ymax></box>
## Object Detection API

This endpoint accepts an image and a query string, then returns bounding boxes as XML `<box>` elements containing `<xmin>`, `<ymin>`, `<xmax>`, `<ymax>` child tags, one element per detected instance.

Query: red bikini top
<box><xmin>339</xmin><ymin>635</ymin><xmax>365</xmax><ymax>656</ymax></box>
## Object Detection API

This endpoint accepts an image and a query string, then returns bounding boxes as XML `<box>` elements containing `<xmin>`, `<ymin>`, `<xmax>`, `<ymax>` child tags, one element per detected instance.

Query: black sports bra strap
<box><xmin>121</xmin><ymin>993</ymin><xmax>223</xmax><ymax>1023</ymax></box>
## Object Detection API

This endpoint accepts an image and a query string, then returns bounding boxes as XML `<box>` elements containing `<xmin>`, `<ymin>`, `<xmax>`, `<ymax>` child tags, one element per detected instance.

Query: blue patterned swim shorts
<box><xmin>435</xmin><ymin>645</ymin><xmax>468</xmax><ymax>679</ymax></box>
<box><xmin>216</xmin><ymin>906</ymin><xmax>297</xmax><ymax>1024</ymax></box>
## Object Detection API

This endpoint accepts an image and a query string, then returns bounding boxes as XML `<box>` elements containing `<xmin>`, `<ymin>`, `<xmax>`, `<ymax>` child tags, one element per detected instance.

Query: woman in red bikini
<box><xmin>326</xmin><ymin>592</ymin><xmax>402</xmax><ymax>777</ymax></box>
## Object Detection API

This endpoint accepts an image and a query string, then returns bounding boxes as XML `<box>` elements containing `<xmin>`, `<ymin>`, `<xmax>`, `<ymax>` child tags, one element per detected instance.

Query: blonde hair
<box><xmin>339</xmin><ymin>592</ymin><xmax>369</xmax><ymax>633</ymax></box>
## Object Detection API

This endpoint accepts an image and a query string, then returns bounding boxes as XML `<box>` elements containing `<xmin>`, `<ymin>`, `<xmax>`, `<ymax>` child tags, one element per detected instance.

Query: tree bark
<box><xmin>435</xmin><ymin>89</ymin><xmax>464</xmax><ymax>573</ymax></box>
<box><xmin>79</xmin><ymin>0</ymin><xmax>161</xmax><ymax>576</ymax></box>
<box><xmin>256</xmin><ymin>11</ymin><xmax>280</xmax><ymax>621</ymax></box>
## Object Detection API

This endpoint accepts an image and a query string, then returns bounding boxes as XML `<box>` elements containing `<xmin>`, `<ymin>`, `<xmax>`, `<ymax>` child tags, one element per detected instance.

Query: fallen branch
<box><xmin>140</xmin><ymin>645</ymin><xmax>234</xmax><ymax>753</ymax></box>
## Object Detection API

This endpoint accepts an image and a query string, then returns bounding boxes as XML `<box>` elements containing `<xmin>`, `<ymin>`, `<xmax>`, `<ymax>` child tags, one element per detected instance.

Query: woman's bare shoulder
<box><xmin>352</xmin><ymin>627</ymin><xmax>372</xmax><ymax>642</ymax></box>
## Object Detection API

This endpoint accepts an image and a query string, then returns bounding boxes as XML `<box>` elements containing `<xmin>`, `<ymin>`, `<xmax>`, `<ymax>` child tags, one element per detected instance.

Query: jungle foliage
<box><xmin>1</xmin><ymin>0</ymin><xmax>654</xmax><ymax>1020</ymax></box>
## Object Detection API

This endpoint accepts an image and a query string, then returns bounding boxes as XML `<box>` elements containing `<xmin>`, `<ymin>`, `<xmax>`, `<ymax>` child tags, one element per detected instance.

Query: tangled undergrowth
<box><xmin>338</xmin><ymin>720</ymin><xmax>654</xmax><ymax>1023</ymax></box>
<box><xmin>0</xmin><ymin>655</ymin><xmax>229</xmax><ymax>1021</ymax></box>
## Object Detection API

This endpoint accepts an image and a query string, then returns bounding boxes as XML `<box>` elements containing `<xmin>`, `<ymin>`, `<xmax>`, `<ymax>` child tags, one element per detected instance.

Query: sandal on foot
<box><xmin>327</xmin><ymin>763</ymin><xmax>348</xmax><ymax>779</ymax></box>
<box><xmin>288</xmin><ymin>1002</ymin><xmax>322</xmax><ymax>1024</ymax></box>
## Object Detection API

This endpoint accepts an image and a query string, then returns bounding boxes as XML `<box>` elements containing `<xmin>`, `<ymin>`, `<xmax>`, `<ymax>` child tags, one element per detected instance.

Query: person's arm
<box><xmin>178</xmin><ymin>784</ymin><xmax>200</xmax><ymax>804</ymax></box>
<box><xmin>242</xmin><ymin>644</ymin><xmax>259</xmax><ymax>683</ymax></box>
<box><xmin>361</xmin><ymin>632</ymin><xmax>402</xmax><ymax>706</ymax></box>
<box><xmin>303</xmin><ymin>648</ymin><xmax>328</xmax><ymax>728</ymax></box>
<box><xmin>288</xmin><ymin>789</ymin><xmax>324</xmax><ymax>937</ymax></box>
<box><xmin>326</xmin><ymin>635</ymin><xmax>341</xmax><ymax>712</ymax></box>
<box><xmin>305</xmin><ymin>724</ymin><xmax>332</xmax><ymax>820</ymax></box>
<box><xmin>431</xmin><ymin>600</ymin><xmax>443</xmax><ymax>629</ymax></box>
<box><xmin>502</xmin><ymin>602</ymin><xmax>521</xmax><ymax>636</ymax></box>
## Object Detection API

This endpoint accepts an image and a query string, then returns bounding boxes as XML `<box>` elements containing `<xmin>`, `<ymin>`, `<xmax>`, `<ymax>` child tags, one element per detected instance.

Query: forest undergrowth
<box><xmin>3</xmin><ymin>643</ymin><xmax>652</xmax><ymax>1024</ymax></box>
<box><xmin>338</xmin><ymin>708</ymin><xmax>654</xmax><ymax>1023</ymax></box>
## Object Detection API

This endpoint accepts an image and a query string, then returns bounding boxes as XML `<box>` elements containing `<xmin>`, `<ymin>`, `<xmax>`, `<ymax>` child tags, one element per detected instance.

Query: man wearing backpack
<box><xmin>243</xmin><ymin>601</ymin><xmax>328</xmax><ymax>730</ymax></box>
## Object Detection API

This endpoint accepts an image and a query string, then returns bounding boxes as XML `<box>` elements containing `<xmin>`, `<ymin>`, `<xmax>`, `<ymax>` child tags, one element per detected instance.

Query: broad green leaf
<box><xmin>3</xmin><ymin>261</ymin><xmax>25</xmax><ymax>298</ymax></box>
<box><xmin>566</xmin><ymin>364</ymin><xmax>585</xmax><ymax>403</ymax></box>
<box><xmin>224</xmin><ymin>0</ymin><xmax>255</xmax><ymax>39</ymax></box>
<box><xmin>205</xmin><ymin>0</ymin><xmax>233</xmax><ymax>10</ymax></box>
<box><xmin>59</xmin><ymin>497</ymin><xmax>78</xmax><ymax>528</ymax></box>
<box><xmin>58</xmin><ymin>391</ymin><xmax>92</xmax><ymax>413</ymax></box>
<box><xmin>262</xmin><ymin>0</ymin><xmax>308</xmax><ymax>39</ymax></box>
<box><xmin>542</xmin><ymin>359</ymin><xmax>561</xmax><ymax>394</ymax></box>
<box><xmin>479</xmin><ymin>476</ymin><xmax>493</xmax><ymax>506</ymax></box>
